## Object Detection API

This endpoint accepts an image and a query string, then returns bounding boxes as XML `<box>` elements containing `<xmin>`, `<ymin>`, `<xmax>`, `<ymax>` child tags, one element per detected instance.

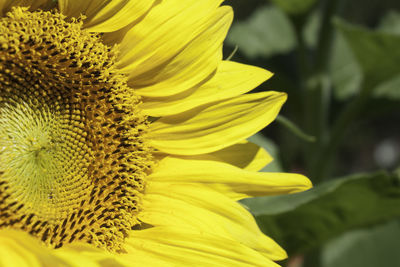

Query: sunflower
<box><xmin>0</xmin><ymin>1</ymin><xmax>311</xmax><ymax>266</ymax></box>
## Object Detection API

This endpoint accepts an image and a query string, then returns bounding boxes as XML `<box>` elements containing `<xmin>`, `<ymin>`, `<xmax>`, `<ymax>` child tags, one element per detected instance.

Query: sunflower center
<box><xmin>0</xmin><ymin>92</ymin><xmax>91</xmax><ymax>221</ymax></box>
<box><xmin>0</xmin><ymin>7</ymin><xmax>153</xmax><ymax>251</ymax></box>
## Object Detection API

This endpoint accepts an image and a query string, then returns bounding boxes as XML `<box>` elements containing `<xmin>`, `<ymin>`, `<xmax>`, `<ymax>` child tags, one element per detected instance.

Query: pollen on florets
<box><xmin>0</xmin><ymin>7</ymin><xmax>153</xmax><ymax>252</ymax></box>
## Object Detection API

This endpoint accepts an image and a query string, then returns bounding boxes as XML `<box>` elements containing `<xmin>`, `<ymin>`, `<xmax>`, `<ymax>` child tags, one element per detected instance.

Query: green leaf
<box><xmin>370</xmin><ymin>12</ymin><xmax>400</xmax><ymax>100</ymax></box>
<box><xmin>379</xmin><ymin>11</ymin><xmax>400</xmax><ymax>35</ymax></box>
<box><xmin>329</xmin><ymin>31</ymin><xmax>362</xmax><ymax>100</ymax></box>
<box><xmin>303</xmin><ymin>9</ymin><xmax>322</xmax><ymax>49</ymax></box>
<box><xmin>244</xmin><ymin>171</ymin><xmax>400</xmax><ymax>255</ymax></box>
<box><xmin>335</xmin><ymin>18</ymin><xmax>400</xmax><ymax>89</ymax></box>
<box><xmin>322</xmin><ymin>220</ymin><xmax>400</xmax><ymax>267</ymax></box>
<box><xmin>270</xmin><ymin>0</ymin><xmax>316</xmax><ymax>15</ymax></box>
<box><xmin>227</xmin><ymin>5</ymin><xmax>296</xmax><ymax>59</ymax></box>
<box><xmin>331</xmin><ymin>15</ymin><xmax>400</xmax><ymax>100</ymax></box>
<box><xmin>373</xmin><ymin>74</ymin><xmax>400</xmax><ymax>100</ymax></box>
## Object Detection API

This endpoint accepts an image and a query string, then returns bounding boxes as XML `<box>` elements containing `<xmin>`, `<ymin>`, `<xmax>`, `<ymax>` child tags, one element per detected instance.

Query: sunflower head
<box><xmin>0</xmin><ymin>6</ymin><xmax>153</xmax><ymax>252</ymax></box>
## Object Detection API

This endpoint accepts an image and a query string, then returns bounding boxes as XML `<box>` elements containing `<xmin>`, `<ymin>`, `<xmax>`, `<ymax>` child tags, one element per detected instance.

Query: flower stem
<box><xmin>300</xmin><ymin>1</ymin><xmax>342</xmax><ymax>267</ymax></box>
<box><xmin>313</xmin><ymin>82</ymin><xmax>371</xmax><ymax>181</ymax></box>
<box><xmin>304</xmin><ymin>0</ymin><xmax>342</xmax><ymax>184</ymax></box>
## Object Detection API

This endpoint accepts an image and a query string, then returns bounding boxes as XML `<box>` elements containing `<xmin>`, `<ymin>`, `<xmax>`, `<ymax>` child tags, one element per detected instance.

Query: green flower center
<box><xmin>0</xmin><ymin>94</ymin><xmax>91</xmax><ymax>220</ymax></box>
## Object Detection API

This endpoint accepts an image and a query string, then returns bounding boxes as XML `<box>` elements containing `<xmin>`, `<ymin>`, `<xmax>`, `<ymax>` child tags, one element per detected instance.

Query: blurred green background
<box><xmin>224</xmin><ymin>0</ymin><xmax>400</xmax><ymax>266</ymax></box>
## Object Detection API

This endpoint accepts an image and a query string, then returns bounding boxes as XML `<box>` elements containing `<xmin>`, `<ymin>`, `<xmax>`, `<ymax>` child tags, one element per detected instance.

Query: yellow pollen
<box><xmin>0</xmin><ymin>7</ymin><xmax>153</xmax><ymax>251</ymax></box>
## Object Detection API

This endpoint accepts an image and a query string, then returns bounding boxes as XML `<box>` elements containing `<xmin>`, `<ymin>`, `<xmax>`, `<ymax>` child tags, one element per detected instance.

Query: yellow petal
<box><xmin>125</xmin><ymin>227</ymin><xmax>280</xmax><ymax>267</ymax></box>
<box><xmin>115</xmin><ymin>0</ymin><xmax>223</xmax><ymax>70</ymax></box>
<box><xmin>0</xmin><ymin>0</ymin><xmax>49</xmax><ymax>15</ymax></box>
<box><xmin>140</xmin><ymin>182</ymin><xmax>287</xmax><ymax>261</ymax></box>
<box><xmin>150</xmin><ymin>92</ymin><xmax>286</xmax><ymax>155</ymax></box>
<box><xmin>124</xmin><ymin>6</ymin><xmax>232</xmax><ymax>98</ymax></box>
<box><xmin>0</xmin><ymin>0</ymin><xmax>9</xmax><ymax>14</ymax></box>
<box><xmin>53</xmin><ymin>245</ymin><xmax>122</xmax><ymax>267</ymax></box>
<box><xmin>148</xmin><ymin>156</ymin><xmax>312</xmax><ymax>200</ymax></box>
<box><xmin>0</xmin><ymin>229</ymin><xmax>112</xmax><ymax>267</ymax></box>
<box><xmin>0</xmin><ymin>230</ymin><xmax>41</xmax><ymax>267</ymax></box>
<box><xmin>141</xmin><ymin>61</ymin><xmax>273</xmax><ymax>116</ymax></box>
<box><xmin>59</xmin><ymin>0</ymin><xmax>155</xmax><ymax>33</ymax></box>
<box><xmin>58</xmin><ymin>0</ymin><xmax>106</xmax><ymax>19</ymax></box>
<box><xmin>180</xmin><ymin>141</ymin><xmax>273</xmax><ymax>171</ymax></box>
<box><xmin>84</xmin><ymin>0</ymin><xmax>158</xmax><ymax>32</ymax></box>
